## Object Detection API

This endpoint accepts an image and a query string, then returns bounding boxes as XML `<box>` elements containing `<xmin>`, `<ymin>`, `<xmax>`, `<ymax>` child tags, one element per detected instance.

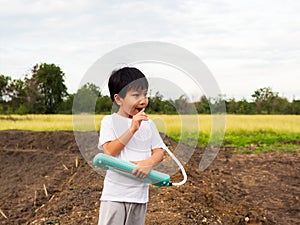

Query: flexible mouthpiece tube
<box><xmin>163</xmin><ymin>147</ymin><xmax>187</xmax><ymax>186</ymax></box>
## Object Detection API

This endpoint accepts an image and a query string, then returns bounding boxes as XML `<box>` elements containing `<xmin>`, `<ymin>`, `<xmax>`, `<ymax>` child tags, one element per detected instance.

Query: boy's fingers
<box><xmin>132</xmin><ymin>169</ymin><xmax>147</xmax><ymax>179</ymax></box>
<box><xmin>139</xmin><ymin>108</ymin><xmax>148</xmax><ymax>116</ymax></box>
<box><xmin>132</xmin><ymin>168</ymin><xmax>141</xmax><ymax>177</ymax></box>
<box><xmin>135</xmin><ymin>110</ymin><xmax>148</xmax><ymax>121</ymax></box>
<box><xmin>132</xmin><ymin>168</ymin><xmax>137</xmax><ymax>175</ymax></box>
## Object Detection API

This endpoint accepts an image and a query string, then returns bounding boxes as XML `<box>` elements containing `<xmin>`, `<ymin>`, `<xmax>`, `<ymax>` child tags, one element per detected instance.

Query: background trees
<box><xmin>1</xmin><ymin>64</ymin><xmax>300</xmax><ymax>114</ymax></box>
<box><xmin>251</xmin><ymin>87</ymin><xmax>291</xmax><ymax>114</ymax></box>
<box><xmin>33</xmin><ymin>63</ymin><xmax>68</xmax><ymax>113</ymax></box>
<box><xmin>1</xmin><ymin>63</ymin><xmax>68</xmax><ymax>114</ymax></box>
<box><xmin>0</xmin><ymin>75</ymin><xmax>11</xmax><ymax>113</ymax></box>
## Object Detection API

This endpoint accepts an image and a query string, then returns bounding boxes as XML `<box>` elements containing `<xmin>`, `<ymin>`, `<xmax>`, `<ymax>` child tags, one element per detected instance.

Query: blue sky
<box><xmin>1</xmin><ymin>0</ymin><xmax>299</xmax><ymax>100</ymax></box>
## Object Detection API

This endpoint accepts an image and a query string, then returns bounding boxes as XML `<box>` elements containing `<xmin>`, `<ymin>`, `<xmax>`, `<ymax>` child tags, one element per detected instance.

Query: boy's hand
<box><xmin>131</xmin><ymin>159</ymin><xmax>153</xmax><ymax>179</ymax></box>
<box><xmin>129</xmin><ymin>108</ymin><xmax>148</xmax><ymax>134</ymax></box>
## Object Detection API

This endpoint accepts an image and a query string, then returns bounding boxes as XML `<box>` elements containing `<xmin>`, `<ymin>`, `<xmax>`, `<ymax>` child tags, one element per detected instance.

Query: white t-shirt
<box><xmin>98</xmin><ymin>113</ymin><xmax>167</xmax><ymax>203</ymax></box>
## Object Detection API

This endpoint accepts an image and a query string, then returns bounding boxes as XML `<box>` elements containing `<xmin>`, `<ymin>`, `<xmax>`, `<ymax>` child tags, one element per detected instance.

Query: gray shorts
<box><xmin>98</xmin><ymin>201</ymin><xmax>147</xmax><ymax>225</ymax></box>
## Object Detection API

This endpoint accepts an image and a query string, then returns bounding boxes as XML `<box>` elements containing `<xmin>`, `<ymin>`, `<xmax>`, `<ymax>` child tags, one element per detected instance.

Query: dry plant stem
<box><xmin>62</xmin><ymin>164</ymin><xmax>69</xmax><ymax>170</ymax></box>
<box><xmin>34</xmin><ymin>190</ymin><xmax>37</xmax><ymax>207</ymax></box>
<box><xmin>49</xmin><ymin>195</ymin><xmax>55</xmax><ymax>202</ymax></box>
<box><xmin>34</xmin><ymin>204</ymin><xmax>45</xmax><ymax>213</ymax></box>
<box><xmin>67</xmin><ymin>172</ymin><xmax>78</xmax><ymax>184</ymax></box>
<box><xmin>0</xmin><ymin>209</ymin><xmax>8</xmax><ymax>219</ymax></box>
<box><xmin>75</xmin><ymin>157</ymin><xmax>78</xmax><ymax>168</ymax></box>
<box><xmin>34</xmin><ymin>195</ymin><xmax>56</xmax><ymax>213</ymax></box>
<box><xmin>43</xmin><ymin>184</ymin><xmax>48</xmax><ymax>197</ymax></box>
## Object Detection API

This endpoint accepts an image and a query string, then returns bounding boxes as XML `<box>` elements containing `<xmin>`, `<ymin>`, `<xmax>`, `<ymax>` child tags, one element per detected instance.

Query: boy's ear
<box><xmin>114</xmin><ymin>94</ymin><xmax>122</xmax><ymax>106</ymax></box>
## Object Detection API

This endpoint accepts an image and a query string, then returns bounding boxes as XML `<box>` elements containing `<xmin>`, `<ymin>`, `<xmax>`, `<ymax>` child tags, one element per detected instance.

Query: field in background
<box><xmin>1</xmin><ymin>114</ymin><xmax>300</xmax><ymax>153</ymax></box>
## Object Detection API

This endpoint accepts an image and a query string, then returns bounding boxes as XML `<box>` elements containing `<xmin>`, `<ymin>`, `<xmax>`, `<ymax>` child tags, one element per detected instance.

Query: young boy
<box><xmin>98</xmin><ymin>67</ymin><xmax>167</xmax><ymax>225</ymax></box>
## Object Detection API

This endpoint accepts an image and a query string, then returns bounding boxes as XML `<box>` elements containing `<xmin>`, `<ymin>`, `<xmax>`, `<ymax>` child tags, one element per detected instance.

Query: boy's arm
<box><xmin>102</xmin><ymin>129</ymin><xmax>134</xmax><ymax>156</ymax></box>
<box><xmin>103</xmin><ymin>110</ymin><xmax>149</xmax><ymax>156</ymax></box>
<box><xmin>131</xmin><ymin>148</ymin><xmax>164</xmax><ymax>179</ymax></box>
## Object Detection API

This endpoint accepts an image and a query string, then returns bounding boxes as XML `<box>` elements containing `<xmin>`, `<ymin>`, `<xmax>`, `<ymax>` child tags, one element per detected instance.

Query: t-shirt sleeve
<box><xmin>98</xmin><ymin>116</ymin><xmax>116</xmax><ymax>150</ymax></box>
<box><xmin>150</xmin><ymin>120</ymin><xmax>168</xmax><ymax>151</ymax></box>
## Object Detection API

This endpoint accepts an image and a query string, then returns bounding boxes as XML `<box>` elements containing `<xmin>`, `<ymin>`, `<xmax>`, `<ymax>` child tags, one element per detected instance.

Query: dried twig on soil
<box><xmin>35</xmin><ymin>204</ymin><xmax>45</xmax><ymax>213</ymax></box>
<box><xmin>62</xmin><ymin>164</ymin><xmax>69</xmax><ymax>170</ymax></box>
<box><xmin>43</xmin><ymin>184</ymin><xmax>48</xmax><ymax>197</ymax></box>
<box><xmin>34</xmin><ymin>190</ymin><xmax>37</xmax><ymax>207</ymax></box>
<box><xmin>75</xmin><ymin>156</ymin><xmax>79</xmax><ymax>168</ymax></box>
<box><xmin>49</xmin><ymin>194</ymin><xmax>55</xmax><ymax>202</ymax></box>
<box><xmin>67</xmin><ymin>172</ymin><xmax>78</xmax><ymax>184</ymax></box>
<box><xmin>0</xmin><ymin>208</ymin><xmax>8</xmax><ymax>219</ymax></box>
<box><xmin>34</xmin><ymin>195</ymin><xmax>55</xmax><ymax>214</ymax></box>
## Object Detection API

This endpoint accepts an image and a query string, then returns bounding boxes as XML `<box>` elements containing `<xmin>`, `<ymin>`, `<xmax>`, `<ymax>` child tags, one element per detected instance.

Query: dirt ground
<box><xmin>0</xmin><ymin>130</ymin><xmax>299</xmax><ymax>225</ymax></box>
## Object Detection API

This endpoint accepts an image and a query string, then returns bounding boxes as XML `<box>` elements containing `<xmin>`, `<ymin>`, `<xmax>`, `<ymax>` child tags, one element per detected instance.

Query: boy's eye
<box><xmin>131</xmin><ymin>91</ymin><xmax>148</xmax><ymax>98</ymax></box>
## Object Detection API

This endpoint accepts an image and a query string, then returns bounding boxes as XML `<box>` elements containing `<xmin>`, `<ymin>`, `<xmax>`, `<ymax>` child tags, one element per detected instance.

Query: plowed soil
<box><xmin>0</xmin><ymin>130</ymin><xmax>299</xmax><ymax>225</ymax></box>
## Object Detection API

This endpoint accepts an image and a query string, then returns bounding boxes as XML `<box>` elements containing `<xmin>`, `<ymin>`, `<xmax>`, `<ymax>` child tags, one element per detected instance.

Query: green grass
<box><xmin>1</xmin><ymin>114</ymin><xmax>299</xmax><ymax>153</ymax></box>
<box><xmin>166</xmin><ymin>130</ymin><xmax>300</xmax><ymax>153</ymax></box>
<box><xmin>224</xmin><ymin>131</ymin><xmax>300</xmax><ymax>153</ymax></box>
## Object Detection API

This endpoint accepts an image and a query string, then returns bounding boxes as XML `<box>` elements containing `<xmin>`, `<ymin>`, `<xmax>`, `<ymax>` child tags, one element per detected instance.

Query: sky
<box><xmin>1</xmin><ymin>0</ymin><xmax>300</xmax><ymax>101</ymax></box>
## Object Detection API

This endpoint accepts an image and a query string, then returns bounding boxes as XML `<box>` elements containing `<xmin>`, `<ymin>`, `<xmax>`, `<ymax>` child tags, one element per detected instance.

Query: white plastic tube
<box><xmin>164</xmin><ymin>147</ymin><xmax>187</xmax><ymax>186</ymax></box>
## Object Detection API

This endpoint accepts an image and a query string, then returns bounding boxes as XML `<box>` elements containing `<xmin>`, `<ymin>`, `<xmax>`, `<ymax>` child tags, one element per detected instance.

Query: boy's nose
<box><xmin>139</xmin><ymin>96</ymin><xmax>148</xmax><ymax>105</ymax></box>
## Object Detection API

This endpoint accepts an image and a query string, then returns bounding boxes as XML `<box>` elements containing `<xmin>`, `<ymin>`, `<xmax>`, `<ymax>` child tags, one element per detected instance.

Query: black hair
<box><xmin>108</xmin><ymin>67</ymin><xmax>149</xmax><ymax>101</ymax></box>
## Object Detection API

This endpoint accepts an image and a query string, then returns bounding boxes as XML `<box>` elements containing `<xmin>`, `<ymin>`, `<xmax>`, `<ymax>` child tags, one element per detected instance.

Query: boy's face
<box><xmin>115</xmin><ymin>89</ymin><xmax>148</xmax><ymax>118</ymax></box>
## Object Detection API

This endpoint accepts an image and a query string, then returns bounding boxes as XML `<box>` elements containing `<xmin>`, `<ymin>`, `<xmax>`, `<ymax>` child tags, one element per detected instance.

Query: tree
<box><xmin>195</xmin><ymin>95</ymin><xmax>210</xmax><ymax>114</ymax></box>
<box><xmin>24</xmin><ymin>71</ymin><xmax>45</xmax><ymax>113</ymax></box>
<box><xmin>226</xmin><ymin>98</ymin><xmax>255</xmax><ymax>114</ymax></box>
<box><xmin>270</xmin><ymin>96</ymin><xmax>289</xmax><ymax>114</ymax></box>
<box><xmin>148</xmin><ymin>92</ymin><xmax>164</xmax><ymax>113</ymax></box>
<box><xmin>73</xmin><ymin>83</ymin><xmax>99</xmax><ymax>113</ymax></box>
<box><xmin>58</xmin><ymin>94</ymin><xmax>74</xmax><ymax>114</ymax></box>
<box><xmin>289</xmin><ymin>100</ymin><xmax>300</xmax><ymax>114</ymax></box>
<box><xmin>8</xmin><ymin>78</ymin><xmax>27</xmax><ymax>113</ymax></box>
<box><xmin>33</xmin><ymin>63</ymin><xmax>68</xmax><ymax>113</ymax></box>
<box><xmin>174</xmin><ymin>95</ymin><xmax>195</xmax><ymax>114</ymax></box>
<box><xmin>96</xmin><ymin>95</ymin><xmax>112</xmax><ymax>113</ymax></box>
<box><xmin>0</xmin><ymin>75</ymin><xmax>11</xmax><ymax>113</ymax></box>
<box><xmin>251</xmin><ymin>87</ymin><xmax>277</xmax><ymax>114</ymax></box>
<box><xmin>0</xmin><ymin>74</ymin><xmax>11</xmax><ymax>102</ymax></box>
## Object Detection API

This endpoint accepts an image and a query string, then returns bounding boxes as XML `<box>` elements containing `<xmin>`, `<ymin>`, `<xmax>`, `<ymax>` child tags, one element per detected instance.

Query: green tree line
<box><xmin>1</xmin><ymin>63</ymin><xmax>300</xmax><ymax>114</ymax></box>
